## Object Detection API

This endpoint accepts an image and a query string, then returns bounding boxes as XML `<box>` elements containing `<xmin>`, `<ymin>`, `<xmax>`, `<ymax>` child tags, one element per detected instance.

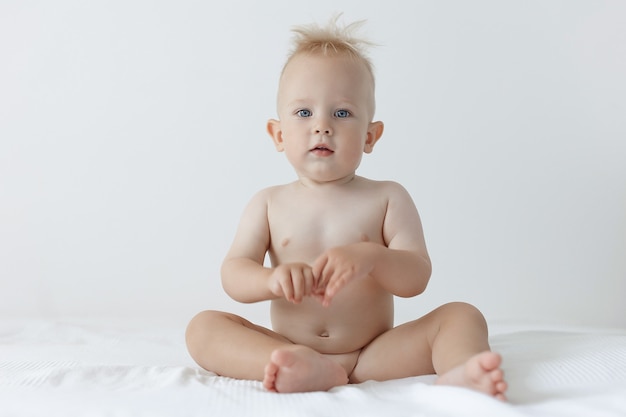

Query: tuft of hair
<box><xmin>284</xmin><ymin>14</ymin><xmax>375</xmax><ymax>78</ymax></box>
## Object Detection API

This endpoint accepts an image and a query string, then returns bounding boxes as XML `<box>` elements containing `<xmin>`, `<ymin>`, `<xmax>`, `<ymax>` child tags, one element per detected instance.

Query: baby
<box><xmin>186</xmin><ymin>17</ymin><xmax>507</xmax><ymax>400</ymax></box>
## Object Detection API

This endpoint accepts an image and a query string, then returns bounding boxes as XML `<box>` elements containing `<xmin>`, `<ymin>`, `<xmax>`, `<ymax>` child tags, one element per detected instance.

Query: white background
<box><xmin>1</xmin><ymin>0</ymin><xmax>625</xmax><ymax>329</ymax></box>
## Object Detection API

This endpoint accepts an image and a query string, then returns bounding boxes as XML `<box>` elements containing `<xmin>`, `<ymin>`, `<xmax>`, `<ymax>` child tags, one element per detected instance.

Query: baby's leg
<box><xmin>350</xmin><ymin>302</ymin><xmax>507</xmax><ymax>400</ymax></box>
<box><xmin>186</xmin><ymin>310</ymin><xmax>289</xmax><ymax>381</ymax></box>
<box><xmin>185</xmin><ymin>310</ymin><xmax>347</xmax><ymax>392</ymax></box>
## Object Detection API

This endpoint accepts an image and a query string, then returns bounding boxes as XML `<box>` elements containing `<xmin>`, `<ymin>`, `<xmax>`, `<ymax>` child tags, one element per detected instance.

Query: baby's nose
<box><xmin>313</xmin><ymin>126</ymin><xmax>333</xmax><ymax>135</ymax></box>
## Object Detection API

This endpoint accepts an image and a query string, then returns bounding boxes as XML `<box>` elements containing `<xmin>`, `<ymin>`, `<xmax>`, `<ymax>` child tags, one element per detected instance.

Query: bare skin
<box><xmin>186</xmin><ymin>52</ymin><xmax>508</xmax><ymax>400</ymax></box>
<box><xmin>263</xmin><ymin>346</ymin><xmax>349</xmax><ymax>393</ymax></box>
<box><xmin>435</xmin><ymin>351</ymin><xmax>508</xmax><ymax>401</ymax></box>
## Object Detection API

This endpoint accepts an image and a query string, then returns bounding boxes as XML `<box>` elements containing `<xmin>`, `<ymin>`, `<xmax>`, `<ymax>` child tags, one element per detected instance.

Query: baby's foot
<box><xmin>263</xmin><ymin>345</ymin><xmax>348</xmax><ymax>393</ymax></box>
<box><xmin>435</xmin><ymin>351</ymin><xmax>508</xmax><ymax>400</ymax></box>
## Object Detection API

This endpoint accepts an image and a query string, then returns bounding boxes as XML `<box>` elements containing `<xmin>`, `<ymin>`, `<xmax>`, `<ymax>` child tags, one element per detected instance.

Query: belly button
<box><xmin>319</xmin><ymin>330</ymin><xmax>329</xmax><ymax>338</ymax></box>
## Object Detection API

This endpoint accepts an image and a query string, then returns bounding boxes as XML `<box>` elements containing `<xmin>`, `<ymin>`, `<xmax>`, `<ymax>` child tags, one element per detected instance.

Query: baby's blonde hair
<box><xmin>282</xmin><ymin>15</ymin><xmax>375</xmax><ymax>84</ymax></box>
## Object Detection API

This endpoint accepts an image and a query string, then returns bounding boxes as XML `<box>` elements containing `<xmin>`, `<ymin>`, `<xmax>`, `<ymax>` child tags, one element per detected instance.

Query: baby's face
<box><xmin>272</xmin><ymin>53</ymin><xmax>379</xmax><ymax>184</ymax></box>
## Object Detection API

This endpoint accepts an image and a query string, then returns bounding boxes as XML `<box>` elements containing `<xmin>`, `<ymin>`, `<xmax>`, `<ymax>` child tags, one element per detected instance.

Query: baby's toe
<box><xmin>489</xmin><ymin>368</ymin><xmax>504</xmax><ymax>382</ymax></box>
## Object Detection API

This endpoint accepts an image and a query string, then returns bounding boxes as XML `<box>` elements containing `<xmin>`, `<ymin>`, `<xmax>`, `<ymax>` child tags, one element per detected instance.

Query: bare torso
<box><xmin>266</xmin><ymin>177</ymin><xmax>395</xmax><ymax>354</ymax></box>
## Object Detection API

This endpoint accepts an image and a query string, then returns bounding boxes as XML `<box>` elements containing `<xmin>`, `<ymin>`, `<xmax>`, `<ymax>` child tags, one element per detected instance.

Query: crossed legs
<box><xmin>185</xmin><ymin>302</ymin><xmax>507</xmax><ymax>399</ymax></box>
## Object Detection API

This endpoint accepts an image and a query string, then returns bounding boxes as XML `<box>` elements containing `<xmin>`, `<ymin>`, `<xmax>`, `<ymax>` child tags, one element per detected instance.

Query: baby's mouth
<box><xmin>310</xmin><ymin>146</ymin><xmax>334</xmax><ymax>156</ymax></box>
<box><xmin>310</xmin><ymin>144</ymin><xmax>334</xmax><ymax>152</ymax></box>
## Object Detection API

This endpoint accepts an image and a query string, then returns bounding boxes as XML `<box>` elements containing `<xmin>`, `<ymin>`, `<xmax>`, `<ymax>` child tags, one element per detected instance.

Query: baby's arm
<box><xmin>369</xmin><ymin>181</ymin><xmax>432</xmax><ymax>295</ymax></box>
<box><xmin>221</xmin><ymin>189</ymin><xmax>317</xmax><ymax>304</ymax></box>
<box><xmin>220</xmin><ymin>190</ymin><xmax>275</xmax><ymax>303</ymax></box>
<box><xmin>313</xmin><ymin>182</ymin><xmax>431</xmax><ymax>304</ymax></box>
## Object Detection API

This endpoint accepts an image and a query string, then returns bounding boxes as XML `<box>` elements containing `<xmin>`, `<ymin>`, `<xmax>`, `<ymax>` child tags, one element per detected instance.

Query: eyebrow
<box><xmin>285</xmin><ymin>99</ymin><xmax>311</xmax><ymax>108</ymax></box>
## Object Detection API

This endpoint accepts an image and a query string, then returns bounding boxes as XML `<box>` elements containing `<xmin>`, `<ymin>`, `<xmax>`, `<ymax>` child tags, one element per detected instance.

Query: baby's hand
<box><xmin>268</xmin><ymin>263</ymin><xmax>316</xmax><ymax>304</ymax></box>
<box><xmin>312</xmin><ymin>244</ymin><xmax>375</xmax><ymax>307</ymax></box>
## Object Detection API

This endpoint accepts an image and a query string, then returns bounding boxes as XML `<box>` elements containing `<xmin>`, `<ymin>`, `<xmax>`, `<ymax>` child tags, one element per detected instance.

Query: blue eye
<box><xmin>335</xmin><ymin>109</ymin><xmax>350</xmax><ymax>118</ymax></box>
<box><xmin>296</xmin><ymin>109</ymin><xmax>312</xmax><ymax>117</ymax></box>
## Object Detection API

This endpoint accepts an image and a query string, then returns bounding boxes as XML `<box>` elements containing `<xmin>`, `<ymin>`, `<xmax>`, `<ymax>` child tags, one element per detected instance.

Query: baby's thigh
<box><xmin>186</xmin><ymin>310</ymin><xmax>291</xmax><ymax>346</ymax></box>
<box><xmin>349</xmin><ymin>317</ymin><xmax>437</xmax><ymax>383</ymax></box>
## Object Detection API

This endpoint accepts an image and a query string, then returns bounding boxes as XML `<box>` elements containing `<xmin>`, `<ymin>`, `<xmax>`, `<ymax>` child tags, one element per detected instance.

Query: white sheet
<box><xmin>1</xmin><ymin>318</ymin><xmax>625</xmax><ymax>417</ymax></box>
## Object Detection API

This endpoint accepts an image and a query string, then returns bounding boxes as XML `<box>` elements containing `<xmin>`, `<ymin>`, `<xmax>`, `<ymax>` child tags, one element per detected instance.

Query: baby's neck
<box><xmin>297</xmin><ymin>174</ymin><xmax>357</xmax><ymax>189</ymax></box>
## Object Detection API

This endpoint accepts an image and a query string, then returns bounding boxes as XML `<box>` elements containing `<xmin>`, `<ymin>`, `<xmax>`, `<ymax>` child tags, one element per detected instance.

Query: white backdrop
<box><xmin>1</xmin><ymin>0</ymin><xmax>625</xmax><ymax>329</ymax></box>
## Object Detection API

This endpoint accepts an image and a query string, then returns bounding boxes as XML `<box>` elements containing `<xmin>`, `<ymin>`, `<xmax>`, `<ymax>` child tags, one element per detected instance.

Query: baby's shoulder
<box><xmin>251</xmin><ymin>182</ymin><xmax>292</xmax><ymax>199</ymax></box>
<box><xmin>357</xmin><ymin>177</ymin><xmax>410</xmax><ymax>196</ymax></box>
<box><xmin>245</xmin><ymin>183</ymin><xmax>294</xmax><ymax>207</ymax></box>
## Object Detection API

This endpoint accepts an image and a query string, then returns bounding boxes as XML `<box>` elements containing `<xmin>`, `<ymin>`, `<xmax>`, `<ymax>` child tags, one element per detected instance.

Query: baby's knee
<box><xmin>186</xmin><ymin>311</ymin><xmax>229</xmax><ymax>343</ymax></box>
<box><xmin>439</xmin><ymin>302</ymin><xmax>487</xmax><ymax>325</ymax></box>
<box><xmin>187</xmin><ymin>309</ymin><xmax>233</xmax><ymax>329</ymax></box>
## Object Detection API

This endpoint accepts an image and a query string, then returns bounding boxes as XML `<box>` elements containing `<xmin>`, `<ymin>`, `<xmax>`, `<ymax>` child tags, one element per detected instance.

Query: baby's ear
<box><xmin>267</xmin><ymin>119</ymin><xmax>285</xmax><ymax>152</ymax></box>
<box><xmin>364</xmin><ymin>121</ymin><xmax>384</xmax><ymax>153</ymax></box>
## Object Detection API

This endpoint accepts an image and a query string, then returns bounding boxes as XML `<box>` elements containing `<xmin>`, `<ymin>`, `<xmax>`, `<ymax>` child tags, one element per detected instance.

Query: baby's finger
<box><xmin>302</xmin><ymin>268</ymin><xmax>315</xmax><ymax>296</ymax></box>
<box><xmin>322</xmin><ymin>272</ymin><xmax>348</xmax><ymax>306</ymax></box>
<box><xmin>318</xmin><ymin>265</ymin><xmax>336</xmax><ymax>294</ymax></box>
<box><xmin>311</xmin><ymin>254</ymin><xmax>328</xmax><ymax>288</ymax></box>
<box><xmin>279</xmin><ymin>273</ymin><xmax>295</xmax><ymax>302</ymax></box>
<box><xmin>291</xmin><ymin>268</ymin><xmax>305</xmax><ymax>303</ymax></box>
